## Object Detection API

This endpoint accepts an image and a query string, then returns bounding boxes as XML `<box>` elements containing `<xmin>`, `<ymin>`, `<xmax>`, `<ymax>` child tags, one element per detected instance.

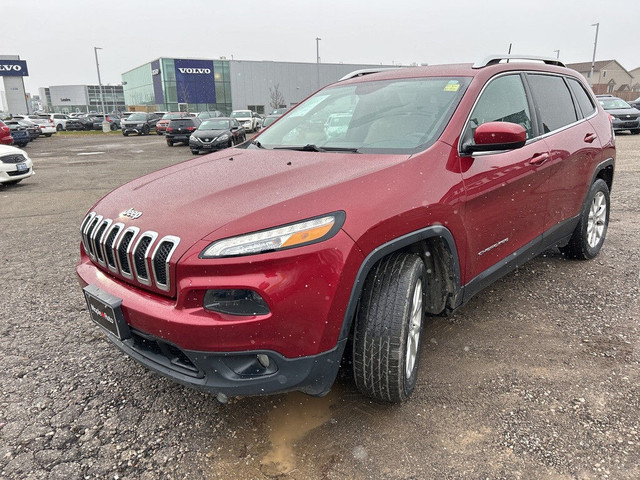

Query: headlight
<box><xmin>218</xmin><ymin>134</ymin><xmax>229</xmax><ymax>142</ymax></box>
<box><xmin>190</xmin><ymin>135</ymin><xmax>198</xmax><ymax>141</ymax></box>
<box><xmin>200</xmin><ymin>212</ymin><xmax>345</xmax><ymax>258</ymax></box>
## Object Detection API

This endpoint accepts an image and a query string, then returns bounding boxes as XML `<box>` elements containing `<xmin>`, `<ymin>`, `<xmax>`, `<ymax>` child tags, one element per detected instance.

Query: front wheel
<box><xmin>352</xmin><ymin>252</ymin><xmax>426</xmax><ymax>403</ymax></box>
<box><xmin>166</xmin><ymin>140</ymin><xmax>173</xmax><ymax>147</ymax></box>
<box><xmin>123</xmin><ymin>132</ymin><xmax>129</xmax><ymax>137</ymax></box>
<box><xmin>560</xmin><ymin>178</ymin><xmax>610</xmax><ymax>260</ymax></box>
<box><xmin>56</xmin><ymin>124</ymin><xmax>63</xmax><ymax>131</ymax></box>
<box><xmin>630</xmin><ymin>129</ymin><xmax>640</xmax><ymax>135</ymax></box>
<box><xmin>190</xmin><ymin>148</ymin><xmax>199</xmax><ymax>155</ymax></box>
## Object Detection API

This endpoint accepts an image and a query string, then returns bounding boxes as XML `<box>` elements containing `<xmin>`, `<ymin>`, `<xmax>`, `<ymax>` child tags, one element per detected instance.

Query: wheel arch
<box><xmin>592</xmin><ymin>157</ymin><xmax>614</xmax><ymax>193</ymax></box>
<box><xmin>338</xmin><ymin>225</ymin><xmax>462</xmax><ymax>343</ymax></box>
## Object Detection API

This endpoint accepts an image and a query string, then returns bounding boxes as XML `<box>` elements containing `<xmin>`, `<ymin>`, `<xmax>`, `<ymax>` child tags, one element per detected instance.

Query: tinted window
<box><xmin>527</xmin><ymin>74</ymin><xmax>578</xmax><ymax>133</ymax></box>
<box><xmin>465</xmin><ymin>74</ymin><xmax>533</xmax><ymax>141</ymax></box>
<box><xmin>170</xmin><ymin>119</ymin><xmax>197</xmax><ymax>128</ymax></box>
<box><xmin>567</xmin><ymin>78</ymin><xmax>596</xmax><ymax>118</ymax></box>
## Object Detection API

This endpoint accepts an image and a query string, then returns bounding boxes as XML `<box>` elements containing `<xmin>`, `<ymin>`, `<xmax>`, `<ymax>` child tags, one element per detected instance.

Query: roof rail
<box><xmin>473</xmin><ymin>55</ymin><xmax>566</xmax><ymax>69</ymax></box>
<box><xmin>339</xmin><ymin>68</ymin><xmax>399</xmax><ymax>81</ymax></box>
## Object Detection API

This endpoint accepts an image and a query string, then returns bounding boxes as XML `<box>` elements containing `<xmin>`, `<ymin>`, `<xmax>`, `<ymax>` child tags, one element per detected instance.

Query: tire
<box><xmin>123</xmin><ymin>132</ymin><xmax>129</xmax><ymax>137</ymax></box>
<box><xmin>631</xmin><ymin>129</ymin><xmax>640</xmax><ymax>135</ymax></box>
<box><xmin>190</xmin><ymin>149</ymin><xmax>199</xmax><ymax>155</ymax></box>
<box><xmin>44</xmin><ymin>134</ymin><xmax>52</xmax><ymax>137</ymax></box>
<box><xmin>560</xmin><ymin>178</ymin><xmax>610</xmax><ymax>260</ymax></box>
<box><xmin>157</xmin><ymin>130</ymin><xmax>162</xmax><ymax>135</ymax></box>
<box><xmin>4</xmin><ymin>179</ymin><xmax>22</xmax><ymax>185</ymax></box>
<box><xmin>110</xmin><ymin>123</ymin><xmax>117</xmax><ymax>131</ymax></box>
<box><xmin>352</xmin><ymin>252</ymin><xmax>426</xmax><ymax>403</ymax></box>
<box><xmin>141</xmin><ymin>125</ymin><xmax>149</xmax><ymax>136</ymax></box>
<box><xmin>166</xmin><ymin>140</ymin><xmax>173</xmax><ymax>147</ymax></box>
<box><xmin>56</xmin><ymin>124</ymin><xmax>63</xmax><ymax>131</ymax></box>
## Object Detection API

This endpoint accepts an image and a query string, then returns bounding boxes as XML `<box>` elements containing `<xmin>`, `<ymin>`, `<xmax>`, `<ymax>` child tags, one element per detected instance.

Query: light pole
<box><xmin>589</xmin><ymin>23</ymin><xmax>599</xmax><ymax>87</ymax></box>
<box><xmin>94</xmin><ymin>47</ymin><xmax>108</xmax><ymax>131</ymax></box>
<box><xmin>316</xmin><ymin>37</ymin><xmax>321</xmax><ymax>88</ymax></box>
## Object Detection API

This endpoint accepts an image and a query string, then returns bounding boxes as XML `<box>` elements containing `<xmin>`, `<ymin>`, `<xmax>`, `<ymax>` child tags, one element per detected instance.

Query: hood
<box><xmin>0</xmin><ymin>144</ymin><xmax>27</xmax><ymax>156</ymax></box>
<box><xmin>193</xmin><ymin>128</ymin><xmax>228</xmax><ymax>137</ymax></box>
<box><xmin>605</xmin><ymin>107</ymin><xmax>640</xmax><ymax>116</ymax></box>
<box><xmin>90</xmin><ymin>148</ymin><xmax>410</xmax><ymax>254</ymax></box>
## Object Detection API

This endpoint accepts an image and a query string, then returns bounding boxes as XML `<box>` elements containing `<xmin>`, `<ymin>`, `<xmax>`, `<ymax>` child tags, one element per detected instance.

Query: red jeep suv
<box><xmin>77</xmin><ymin>55</ymin><xmax>615</xmax><ymax>403</ymax></box>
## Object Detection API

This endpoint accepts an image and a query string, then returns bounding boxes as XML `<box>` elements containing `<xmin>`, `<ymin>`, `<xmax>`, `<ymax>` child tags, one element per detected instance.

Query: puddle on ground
<box><xmin>260</xmin><ymin>387</ymin><xmax>340</xmax><ymax>475</ymax></box>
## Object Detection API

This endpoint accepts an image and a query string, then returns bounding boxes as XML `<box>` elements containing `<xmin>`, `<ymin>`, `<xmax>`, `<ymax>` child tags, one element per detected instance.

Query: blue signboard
<box><xmin>0</xmin><ymin>60</ymin><xmax>29</xmax><ymax>77</ymax></box>
<box><xmin>151</xmin><ymin>60</ymin><xmax>164</xmax><ymax>105</ymax></box>
<box><xmin>174</xmin><ymin>59</ymin><xmax>216</xmax><ymax>104</ymax></box>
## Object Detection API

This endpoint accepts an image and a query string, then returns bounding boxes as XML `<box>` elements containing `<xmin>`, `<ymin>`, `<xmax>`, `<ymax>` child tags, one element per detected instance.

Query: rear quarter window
<box><xmin>567</xmin><ymin>78</ymin><xmax>596</xmax><ymax>118</ymax></box>
<box><xmin>527</xmin><ymin>74</ymin><xmax>578</xmax><ymax>133</ymax></box>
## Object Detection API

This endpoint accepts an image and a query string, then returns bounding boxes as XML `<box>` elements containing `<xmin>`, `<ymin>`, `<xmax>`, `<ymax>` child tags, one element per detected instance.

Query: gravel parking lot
<box><xmin>1</xmin><ymin>132</ymin><xmax>639</xmax><ymax>479</ymax></box>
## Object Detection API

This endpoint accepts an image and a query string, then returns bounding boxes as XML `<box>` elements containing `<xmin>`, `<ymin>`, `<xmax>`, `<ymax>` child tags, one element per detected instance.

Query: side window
<box><xmin>527</xmin><ymin>74</ymin><xmax>578</xmax><ymax>133</ymax></box>
<box><xmin>464</xmin><ymin>74</ymin><xmax>533</xmax><ymax>144</ymax></box>
<box><xmin>567</xmin><ymin>78</ymin><xmax>596</xmax><ymax>118</ymax></box>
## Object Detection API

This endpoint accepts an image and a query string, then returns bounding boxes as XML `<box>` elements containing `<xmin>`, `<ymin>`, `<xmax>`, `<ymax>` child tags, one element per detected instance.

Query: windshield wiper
<box><xmin>274</xmin><ymin>144</ymin><xmax>360</xmax><ymax>153</ymax></box>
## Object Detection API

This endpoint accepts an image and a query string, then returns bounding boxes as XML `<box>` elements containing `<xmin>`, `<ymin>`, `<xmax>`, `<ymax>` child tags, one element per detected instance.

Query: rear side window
<box><xmin>567</xmin><ymin>78</ymin><xmax>596</xmax><ymax>118</ymax></box>
<box><xmin>464</xmin><ymin>74</ymin><xmax>533</xmax><ymax>142</ymax></box>
<box><xmin>527</xmin><ymin>74</ymin><xmax>578</xmax><ymax>133</ymax></box>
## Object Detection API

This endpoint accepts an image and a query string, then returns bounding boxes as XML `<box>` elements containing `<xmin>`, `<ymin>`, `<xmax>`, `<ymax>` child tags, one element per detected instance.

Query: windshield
<box><xmin>231</xmin><ymin>111</ymin><xmax>251</xmax><ymax>118</ymax></box>
<box><xmin>254</xmin><ymin>77</ymin><xmax>470</xmax><ymax>154</ymax></box>
<box><xmin>598</xmin><ymin>98</ymin><xmax>632</xmax><ymax>110</ymax></box>
<box><xmin>200</xmin><ymin>119</ymin><xmax>231</xmax><ymax>130</ymax></box>
<box><xmin>162</xmin><ymin>113</ymin><xmax>183</xmax><ymax>120</ymax></box>
<box><xmin>128</xmin><ymin>113</ymin><xmax>147</xmax><ymax>121</ymax></box>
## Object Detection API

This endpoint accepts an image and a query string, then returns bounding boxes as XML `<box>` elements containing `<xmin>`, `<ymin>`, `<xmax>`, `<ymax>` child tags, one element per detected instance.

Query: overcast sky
<box><xmin>5</xmin><ymin>0</ymin><xmax>640</xmax><ymax>94</ymax></box>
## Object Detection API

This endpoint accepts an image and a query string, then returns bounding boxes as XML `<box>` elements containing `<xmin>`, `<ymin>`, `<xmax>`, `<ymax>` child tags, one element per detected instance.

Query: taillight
<box><xmin>187</xmin><ymin>127</ymin><xmax>196</xmax><ymax>131</ymax></box>
<box><xmin>166</xmin><ymin>127</ymin><xmax>173</xmax><ymax>132</ymax></box>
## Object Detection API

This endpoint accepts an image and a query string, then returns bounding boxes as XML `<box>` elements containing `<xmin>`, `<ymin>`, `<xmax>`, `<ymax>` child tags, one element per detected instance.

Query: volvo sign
<box><xmin>0</xmin><ymin>60</ymin><xmax>29</xmax><ymax>76</ymax></box>
<box><xmin>174</xmin><ymin>59</ymin><xmax>216</xmax><ymax>104</ymax></box>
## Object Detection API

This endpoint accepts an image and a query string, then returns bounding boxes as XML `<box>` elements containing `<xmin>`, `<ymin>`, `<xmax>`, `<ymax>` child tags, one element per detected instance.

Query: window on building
<box><xmin>248</xmin><ymin>105</ymin><xmax>265</xmax><ymax>114</ymax></box>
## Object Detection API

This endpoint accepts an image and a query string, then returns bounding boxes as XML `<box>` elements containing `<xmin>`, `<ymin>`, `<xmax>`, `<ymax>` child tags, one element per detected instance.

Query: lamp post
<box><xmin>316</xmin><ymin>37</ymin><xmax>321</xmax><ymax>88</ymax></box>
<box><xmin>94</xmin><ymin>47</ymin><xmax>108</xmax><ymax>131</ymax></box>
<box><xmin>589</xmin><ymin>23</ymin><xmax>599</xmax><ymax>87</ymax></box>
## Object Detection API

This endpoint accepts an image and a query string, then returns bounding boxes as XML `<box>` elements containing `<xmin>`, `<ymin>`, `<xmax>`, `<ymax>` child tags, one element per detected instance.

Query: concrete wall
<box><xmin>229</xmin><ymin>60</ymin><xmax>392</xmax><ymax>113</ymax></box>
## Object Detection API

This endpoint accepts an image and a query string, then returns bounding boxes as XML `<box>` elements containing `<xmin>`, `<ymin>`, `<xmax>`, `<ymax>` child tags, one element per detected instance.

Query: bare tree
<box><xmin>269</xmin><ymin>84</ymin><xmax>286</xmax><ymax>111</ymax></box>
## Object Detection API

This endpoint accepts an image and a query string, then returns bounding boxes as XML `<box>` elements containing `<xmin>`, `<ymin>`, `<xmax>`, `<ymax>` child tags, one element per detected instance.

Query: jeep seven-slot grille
<box><xmin>81</xmin><ymin>212</ymin><xmax>180</xmax><ymax>294</ymax></box>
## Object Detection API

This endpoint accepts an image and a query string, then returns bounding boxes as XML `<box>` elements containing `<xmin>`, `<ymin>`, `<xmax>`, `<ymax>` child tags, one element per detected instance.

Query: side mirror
<box><xmin>462</xmin><ymin>121</ymin><xmax>527</xmax><ymax>154</ymax></box>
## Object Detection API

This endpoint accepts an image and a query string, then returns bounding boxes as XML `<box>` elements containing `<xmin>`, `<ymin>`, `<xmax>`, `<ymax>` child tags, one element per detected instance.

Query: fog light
<box><xmin>257</xmin><ymin>354</ymin><xmax>270</xmax><ymax>368</ymax></box>
<box><xmin>203</xmin><ymin>289</ymin><xmax>270</xmax><ymax>316</ymax></box>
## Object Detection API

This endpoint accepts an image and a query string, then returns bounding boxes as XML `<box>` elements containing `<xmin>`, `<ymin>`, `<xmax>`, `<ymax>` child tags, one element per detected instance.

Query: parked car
<box><xmin>121</xmin><ymin>112</ymin><xmax>159</xmax><ymax>136</ymax></box>
<box><xmin>596</xmin><ymin>95</ymin><xmax>640</xmax><ymax>134</ymax></box>
<box><xmin>230</xmin><ymin>109</ymin><xmax>260</xmax><ymax>132</ymax></box>
<box><xmin>259</xmin><ymin>114</ymin><xmax>280</xmax><ymax>131</ymax></box>
<box><xmin>4</xmin><ymin>119</ymin><xmax>41</xmax><ymax>141</ymax></box>
<box><xmin>156</xmin><ymin>112</ymin><xmax>192</xmax><ymax>135</ymax></box>
<box><xmin>189</xmin><ymin>118</ymin><xmax>246</xmax><ymax>154</ymax></box>
<box><xmin>628</xmin><ymin>96</ymin><xmax>640</xmax><ymax>110</ymax></box>
<box><xmin>91</xmin><ymin>114</ymin><xmax>121</xmax><ymax>131</ymax></box>
<box><xmin>38</xmin><ymin>113</ymin><xmax>70</xmax><ymax>131</ymax></box>
<box><xmin>27</xmin><ymin>117</ymin><xmax>56</xmax><ymax>137</ymax></box>
<box><xmin>165</xmin><ymin>117</ymin><xmax>202</xmax><ymax>146</ymax></box>
<box><xmin>0</xmin><ymin>144</ymin><xmax>34</xmax><ymax>185</ymax></box>
<box><xmin>0</xmin><ymin>120</ymin><xmax>13</xmax><ymax>145</ymax></box>
<box><xmin>65</xmin><ymin>115</ymin><xmax>95</xmax><ymax>131</ymax></box>
<box><xmin>76</xmin><ymin>55</ymin><xmax>615</xmax><ymax>403</ymax></box>
<box><xmin>270</xmin><ymin>107</ymin><xmax>289</xmax><ymax>115</ymax></box>
<box><xmin>197</xmin><ymin>111</ymin><xmax>224</xmax><ymax>119</ymax></box>
<box><xmin>7</xmin><ymin>124</ymin><xmax>30</xmax><ymax>147</ymax></box>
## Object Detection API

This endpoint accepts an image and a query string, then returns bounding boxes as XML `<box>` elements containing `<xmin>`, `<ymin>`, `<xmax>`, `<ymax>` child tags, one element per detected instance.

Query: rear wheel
<box><xmin>560</xmin><ymin>179</ymin><xmax>610</xmax><ymax>260</ymax></box>
<box><xmin>56</xmin><ymin>124</ymin><xmax>63</xmax><ymax>131</ymax></box>
<box><xmin>166</xmin><ymin>140</ymin><xmax>173</xmax><ymax>147</ymax></box>
<box><xmin>44</xmin><ymin>133</ymin><xmax>52</xmax><ymax>137</ymax></box>
<box><xmin>123</xmin><ymin>132</ymin><xmax>129</xmax><ymax>136</ymax></box>
<box><xmin>190</xmin><ymin>148</ymin><xmax>199</xmax><ymax>154</ymax></box>
<box><xmin>141</xmin><ymin>125</ymin><xmax>149</xmax><ymax>136</ymax></box>
<box><xmin>353</xmin><ymin>252</ymin><xmax>426</xmax><ymax>403</ymax></box>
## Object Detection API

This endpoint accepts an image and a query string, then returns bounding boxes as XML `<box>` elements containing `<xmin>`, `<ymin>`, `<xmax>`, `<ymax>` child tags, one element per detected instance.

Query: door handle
<box><xmin>528</xmin><ymin>152</ymin><xmax>549</xmax><ymax>166</ymax></box>
<box><xmin>584</xmin><ymin>133</ymin><xmax>597</xmax><ymax>143</ymax></box>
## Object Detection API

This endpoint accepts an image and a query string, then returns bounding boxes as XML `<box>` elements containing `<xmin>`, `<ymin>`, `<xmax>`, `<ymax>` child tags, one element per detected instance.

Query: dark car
<box><xmin>0</xmin><ymin>120</ymin><xmax>14</xmax><ymax>145</ymax></box>
<box><xmin>77</xmin><ymin>55</ymin><xmax>615</xmax><ymax>403</ymax></box>
<box><xmin>65</xmin><ymin>115</ymin><xmax>96</xmax><ymax>131</ymax></box>
<box><xmin>596</xmin><ymin>95</ymin><xmax>640</xmax><ymax>134</ymax></box>
<box><xmin>121</xmin><ymin>112</ymin><xmax>159</xmax><ymax>136</ymax></box>
<box><xmin>156</xmin><ymin>112</ymin><xmax>193</xmax><ymax>135</ymax></box>
<box><xmin>259</xmin><ymin>114</ymin><xmax>281</xmax><ymax>131</ymax></box>
<box><xmin>628</xmin><ymin>96</ymin><xmax>640</xmax><ymax>110</ymax></box>
<box><xmin>189</xmin><ymin>118</ymin><xmax>246</xmax><ymax>154</ymax></box>
<box><xmin>7</xmin><ymin>124</ymin><xmax>30</xmax><ymax>147</ymax></box>
<box><xmin>92</xmin><ymin>114</ymin><xmax>121</xmax><ymax>131</ymax></box>
<box><xmin>165</xmin><ymin>117</ymin><xmax>202</xmax><ymax>146</ymax></box>
<box><xmin>4</xmin><ymin>119</ymin><xmax>41</xmax><ymax>141</ymax></box>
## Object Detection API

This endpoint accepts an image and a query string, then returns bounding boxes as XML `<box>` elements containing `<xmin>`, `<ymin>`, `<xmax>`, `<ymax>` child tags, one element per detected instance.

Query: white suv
<box><xmin>231</xmin><ymin>110</ymin><xmax>260</xmax><ymax>132</ymax></box>
<box><xmin>38</xmin><ymin>113</ymin><xmax>70</xmax><ymax>131</ymax></box>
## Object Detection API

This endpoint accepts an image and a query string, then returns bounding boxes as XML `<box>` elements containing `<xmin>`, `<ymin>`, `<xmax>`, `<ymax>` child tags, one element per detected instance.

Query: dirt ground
<box><xmin>1</xmin><ymin>132</ymin><xmax>638</xmax><ymax>480</ymax></box>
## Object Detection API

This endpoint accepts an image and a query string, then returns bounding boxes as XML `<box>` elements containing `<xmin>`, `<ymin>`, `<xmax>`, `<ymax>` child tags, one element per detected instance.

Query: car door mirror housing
<box><xmin>463</xmin><ymin>121</ymin><xmax>527</xmax><ymax>154</ymax></box>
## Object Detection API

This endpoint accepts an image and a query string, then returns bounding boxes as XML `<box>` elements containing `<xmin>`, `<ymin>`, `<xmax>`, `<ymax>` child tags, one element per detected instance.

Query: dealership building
<box><xmin>38</xmin><ymin>84</ymin><xmax>125</xmax><ymax>114</ymax></box>
<box><xmin>122</xmin><ymin>58</ymin><xmax>394</xmax><ymax>114</ymax></box>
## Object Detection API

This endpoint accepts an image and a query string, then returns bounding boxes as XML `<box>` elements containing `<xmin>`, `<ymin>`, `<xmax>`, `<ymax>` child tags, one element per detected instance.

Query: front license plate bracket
<box><xmin>83</xmin><ymin>285</ymin><xmax>131</xmax><ymax>340</ymax></box>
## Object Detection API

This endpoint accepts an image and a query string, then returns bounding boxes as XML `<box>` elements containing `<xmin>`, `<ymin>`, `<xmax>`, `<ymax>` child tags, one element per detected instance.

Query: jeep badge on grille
<box><xmin>120</xmin><ymin>208</ymin><xmax>143</xmax><ymax>220</ymax></box>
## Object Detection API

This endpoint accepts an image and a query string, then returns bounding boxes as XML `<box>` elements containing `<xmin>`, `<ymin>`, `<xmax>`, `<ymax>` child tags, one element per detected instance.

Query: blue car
<box><xmin>8</xmin><ymin>124</ymin><xmax>30</xmax><ymax>147</ymax></box>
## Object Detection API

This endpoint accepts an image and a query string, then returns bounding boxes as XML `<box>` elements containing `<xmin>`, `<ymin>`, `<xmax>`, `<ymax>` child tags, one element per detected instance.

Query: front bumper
<box><xmin>189</xmin><ymin>137</ymin><xmax>229</xmax><ymax>151</ymax></box>
<box><xmin>612</xmin><ymin>118</ymin><xmax>640</xmax><ymax>131</ymax></box>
